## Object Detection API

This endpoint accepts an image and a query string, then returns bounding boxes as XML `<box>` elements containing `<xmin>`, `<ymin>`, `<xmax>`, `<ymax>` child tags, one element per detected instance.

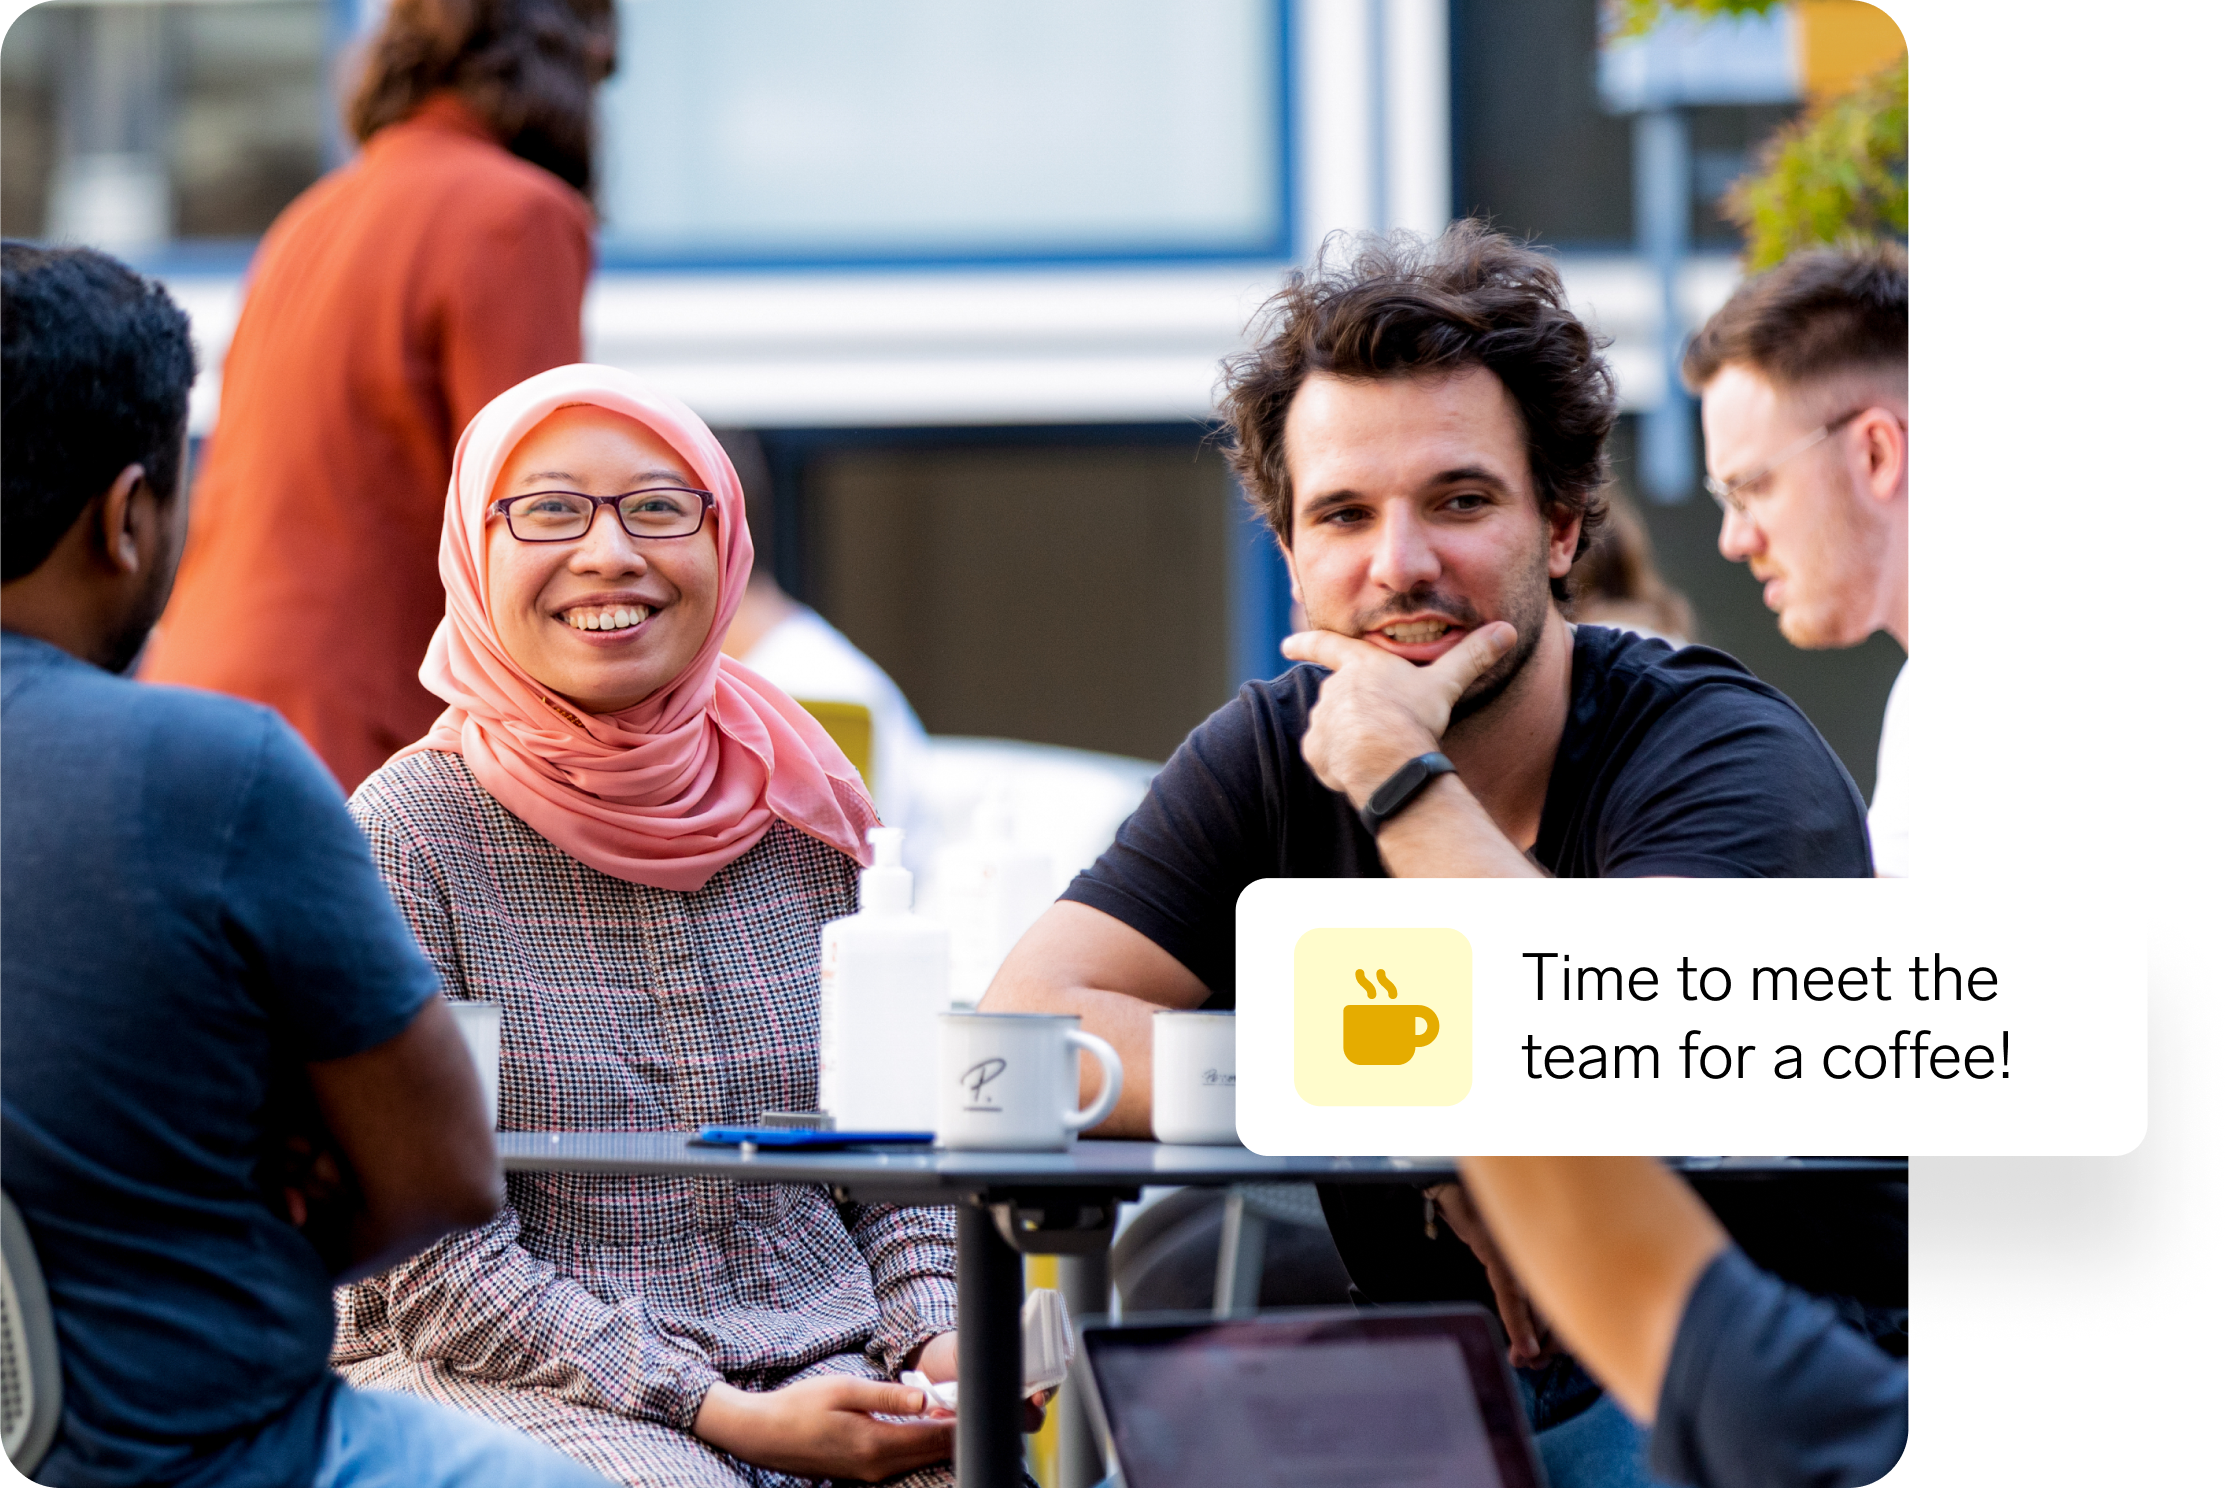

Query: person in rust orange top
<box><xmin>142</xmin><ymin>0</ymin><xmax>617</xmax><ymax>791</ymax></box>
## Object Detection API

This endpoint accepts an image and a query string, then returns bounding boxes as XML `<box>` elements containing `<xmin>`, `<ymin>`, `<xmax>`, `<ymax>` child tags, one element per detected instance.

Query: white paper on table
<box><xmin>901</xmin><ymin>1288</ymin><xmax>1074</xmax><ymax>1415</ymax></box>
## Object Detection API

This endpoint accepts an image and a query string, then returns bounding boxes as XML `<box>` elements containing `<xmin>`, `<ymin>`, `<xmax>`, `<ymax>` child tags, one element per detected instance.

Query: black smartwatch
<box><xmin>1358</xmin><ymin>751</ymin><xmax>1457</xmax><ymax>836</ymax></box>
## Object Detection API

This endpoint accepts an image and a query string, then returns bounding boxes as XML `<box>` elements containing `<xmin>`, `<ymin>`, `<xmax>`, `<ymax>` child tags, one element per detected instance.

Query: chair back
<box><xmin>1</xmin><ymin>1189</ymin><xmax>61</xmax><ymax>1475</ymax></box>
<box><xmin>795</xmin><ymin>699</ymin><xmax>876</xmax><ymax>793</ymax></box>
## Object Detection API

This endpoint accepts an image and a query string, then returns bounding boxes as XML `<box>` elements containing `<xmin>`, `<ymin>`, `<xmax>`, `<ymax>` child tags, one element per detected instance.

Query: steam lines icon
<box><xmin>1354</xmin><ymin>968</ymin><xmax>1399</xmax><ymax>999</ymax></box>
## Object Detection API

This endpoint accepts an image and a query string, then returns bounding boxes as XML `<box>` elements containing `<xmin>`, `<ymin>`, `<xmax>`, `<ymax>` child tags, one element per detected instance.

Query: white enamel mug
<box><xmin>1151</xmin><ymin>1009</ymin><xmax>1239</xmax><ymax>1145</ymax></box>
<box><xmin>936</xmin><ymin>1012</ymin><xmax>1123</xmax><ymax>1151</ymax></box>
<box><xmin>448</xmin><ymin>999</ymin><xmax>502</xmax><ymax>1129</ymax></box>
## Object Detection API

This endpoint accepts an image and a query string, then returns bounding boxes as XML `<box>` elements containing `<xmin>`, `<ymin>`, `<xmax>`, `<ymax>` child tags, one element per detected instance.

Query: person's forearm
<box><xmin>980</xmin><ymin>902</ymin><xmax>1214</xmax><ymax>1138</ymax></box>
<box><xmin>692</xmin><ymin>1382</ymin><xmax>771</xmax><ymax>1455</ymax></box>
<box><xmin>1454</xmin><ymin>1157</ymin><xmax>1728</xmax><ymax>1422</ymax></box>
<box><xmin>1372</xmin><ymin>773</ymin><xmax>1545</xmax><ymax>878</ymax></box>
<box><xmin>978</xmin><ymin>977</ymin><xmax>1159</xmax><ymax>1136</ymax></box>
<box><xmin>310</xmin><ymin>996</ymin><xmax>504</xmax><ymax>1277</ymax></box>
<box><xmin>690</xmin><ymin>1375</ymin><xmax>953</xmax><ymax>1480</ymax></box>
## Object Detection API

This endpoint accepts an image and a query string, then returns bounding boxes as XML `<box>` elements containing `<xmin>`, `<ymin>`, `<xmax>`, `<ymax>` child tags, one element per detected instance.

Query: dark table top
<box><xmin>495</xmin><ymin>1133</ymin><xmax>1903</xmax><ymax>1203</ymax></box>
<box><xmin>496</xmin><ymin>1132</ymin><xmax>1458</xmax><ymax>1202</ymax></box>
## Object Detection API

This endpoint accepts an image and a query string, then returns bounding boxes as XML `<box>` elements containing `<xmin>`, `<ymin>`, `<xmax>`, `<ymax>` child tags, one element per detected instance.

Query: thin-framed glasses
<box><xmin>487</xmin><ymin>487</ymin><xmax>712</xmax><ymax>542</ymax></box>
<box><xmin>1705</xmin><ymin>408</ymin><xmax>1867</xmax><ymax>515</ymax></box>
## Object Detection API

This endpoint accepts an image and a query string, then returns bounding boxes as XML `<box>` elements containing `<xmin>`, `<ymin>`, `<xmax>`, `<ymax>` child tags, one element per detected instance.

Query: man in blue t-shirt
<box><xmin>1450</xmin><ymin>1157</ymin><xmax>1905</xmax><ymax>1488</ymax></box>
<box><xmin>0</xmin><ymin>244</ymin><xmax>606</xmax><ymax>1486</ymax></box>
<box><xmin>981</xmin><ymin>223</ymin><xmax>1899</xmax><ymax>1480</ymax></box>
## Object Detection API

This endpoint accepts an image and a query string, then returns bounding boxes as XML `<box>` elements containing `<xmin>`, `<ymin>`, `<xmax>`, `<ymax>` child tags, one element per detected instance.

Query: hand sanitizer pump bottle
<box><xmin>818</xmin><ymin>827</ymin><xmax>949</xmax><ymax>1131</ymax></box>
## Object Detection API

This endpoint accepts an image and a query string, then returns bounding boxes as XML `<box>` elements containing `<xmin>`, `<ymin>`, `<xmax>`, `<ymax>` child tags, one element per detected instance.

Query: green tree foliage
<box><xmin>1719</xmin><ymin>56</ymin><xmax>1908</xmax><ymax>270</ymax></box>
<box><xmin>1607</xmin><ymin>1</ymin><xmax>1909</xmax><ymax>269</ymax></box>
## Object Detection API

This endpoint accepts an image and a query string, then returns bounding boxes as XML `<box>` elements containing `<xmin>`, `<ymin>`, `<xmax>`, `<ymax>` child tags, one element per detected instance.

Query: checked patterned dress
<box><xmin>333</xmin><ymin>749</ymin><xmax>960</xmax><ymax>1487</ymax></box>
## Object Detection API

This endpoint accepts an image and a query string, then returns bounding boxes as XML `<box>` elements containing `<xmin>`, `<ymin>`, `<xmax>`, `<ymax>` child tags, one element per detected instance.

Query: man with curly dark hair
<box><xmin>982</xmin><ymin>222</ymin><xmax>1889</xmax><ymax>1473</ymax></box>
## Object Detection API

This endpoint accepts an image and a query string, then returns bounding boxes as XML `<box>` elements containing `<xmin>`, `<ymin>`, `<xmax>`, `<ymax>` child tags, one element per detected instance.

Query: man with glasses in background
<box><xmin>1686</xmin><ymin>244</ymin><xmax>1910</xmax><ymax>875</ymax></box>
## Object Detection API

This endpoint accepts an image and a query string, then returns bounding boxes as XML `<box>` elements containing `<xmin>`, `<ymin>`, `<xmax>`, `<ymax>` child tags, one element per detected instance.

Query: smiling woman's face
<box><xmin>485</xmin><ymin>404</ymin><xmax>720</xmax><ymax>714</ymax></box>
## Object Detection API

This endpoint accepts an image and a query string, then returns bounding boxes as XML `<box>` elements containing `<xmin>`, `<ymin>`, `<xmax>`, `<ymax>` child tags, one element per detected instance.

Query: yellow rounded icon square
<box><xmin>1294</xmin><ymin>927</ymin><xmax>1473</xmax><ymax>1106</ymax></box>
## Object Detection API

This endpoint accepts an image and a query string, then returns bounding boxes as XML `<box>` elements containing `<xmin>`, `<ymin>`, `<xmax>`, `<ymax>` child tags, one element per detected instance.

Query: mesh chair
<box><xmin>1109</xmin><ymin>1183</ymin><xmax>1353</xmax><ymax>1317</ymax></box>
<box><xmin>2</xmin><ymin>1190</ymin><xmax>61</xmax><ymax>1475</ymax></box>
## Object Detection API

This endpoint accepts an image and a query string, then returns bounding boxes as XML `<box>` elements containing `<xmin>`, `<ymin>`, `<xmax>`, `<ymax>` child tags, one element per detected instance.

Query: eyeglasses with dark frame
<box><xmin>1705</xmin><ymin>408</ymin><xmax>1870</xmax><ymax>515</ymax></box>
<box><xmin>487</xmin><ymin>487</ymin><xmax>713</xmax><ymax>542</ymax></box>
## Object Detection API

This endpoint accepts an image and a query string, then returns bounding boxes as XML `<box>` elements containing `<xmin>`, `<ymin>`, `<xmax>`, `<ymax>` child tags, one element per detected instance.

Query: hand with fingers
<box><xmin>1424</xmin><ymin>1180</ymin><xmax>1560</xmax><ymax>1368</ymax></box>
<box><xmin>690</xmin><ymin>1376</ymin><xmax>955</xmax><ymax>1482</ymax></box>
<box><xmin>1280</xmin><ymin>622</ymin><xmax>1517</xmax><ymax>809</ymax></box>
<box><xmin>906</xmin><ymin>1331</ymin><xmax>1055</xmax><ymax>1432</ymax></box>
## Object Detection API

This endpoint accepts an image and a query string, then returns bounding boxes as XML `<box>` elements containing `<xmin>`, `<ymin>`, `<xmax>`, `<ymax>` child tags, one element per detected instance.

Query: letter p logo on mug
<box><xmin>1294</xmin><ymin>928</ymin><xmax>1472</xmax><ymax>1105</ymax></box>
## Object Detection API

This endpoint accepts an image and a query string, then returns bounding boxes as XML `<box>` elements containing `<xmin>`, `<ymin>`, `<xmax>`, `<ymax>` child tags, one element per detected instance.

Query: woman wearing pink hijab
<box><xmin>331</xmin><ymin>365</ymin><xmax>960</xmax><ymax>1487</ymax></box>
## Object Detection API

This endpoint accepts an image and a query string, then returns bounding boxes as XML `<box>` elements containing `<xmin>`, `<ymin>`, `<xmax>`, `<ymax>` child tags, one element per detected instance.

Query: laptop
<box><xmin>1078</xmin><ymin>1305</ymin><xmax>1546</xmax><ymax>1488</ymax></box>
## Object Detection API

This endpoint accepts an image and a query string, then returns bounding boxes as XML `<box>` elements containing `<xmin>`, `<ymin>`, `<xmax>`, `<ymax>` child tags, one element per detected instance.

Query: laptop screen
<box><xmin>1080</xmin><ymin>1306</ymin><xmax>1542</xmax><ymax>1488</ymax></box>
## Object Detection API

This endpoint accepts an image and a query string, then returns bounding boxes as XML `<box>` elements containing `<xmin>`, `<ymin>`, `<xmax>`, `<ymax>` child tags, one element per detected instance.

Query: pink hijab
<box><xmin>399</xmin><ymin>363</ymin><xmax>877</xmax><ymax>890</ymax></box>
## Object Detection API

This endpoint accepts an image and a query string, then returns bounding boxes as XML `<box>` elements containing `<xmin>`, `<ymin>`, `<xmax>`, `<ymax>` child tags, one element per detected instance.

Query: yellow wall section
<box><xmin>1796</xmin><ymin>1</ymin><xmax>1908</xmax><ymax>97</ymax></box>
<box><xmin>1024</xmin><ymin>1256</ymin><xmax>1061</xmax><ymax>1484</ymax></box>
<box><xmin>793</xmin><ymin>698</ymin><xmax>874</xmax><ymax>793</ymax></box>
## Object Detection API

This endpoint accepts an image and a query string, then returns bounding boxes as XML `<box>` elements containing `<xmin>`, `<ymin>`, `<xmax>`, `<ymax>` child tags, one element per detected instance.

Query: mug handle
<box><xmin>1413</xmin><ymin>1005</ymin><xmax>1440</xmax><ymax>1047</ymax></box>
<box><xmin>1063</xmin><ymin>1029</ymin><xmax>1125</xmax><ymax>1133</ymax></box>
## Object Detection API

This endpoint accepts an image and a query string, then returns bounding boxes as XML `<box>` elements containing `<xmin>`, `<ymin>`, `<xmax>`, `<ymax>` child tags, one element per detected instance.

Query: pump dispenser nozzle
<box><xmin>859</xmin><ymin>827</ymin><xmax>913</xmax><ymax>915</ymax></box>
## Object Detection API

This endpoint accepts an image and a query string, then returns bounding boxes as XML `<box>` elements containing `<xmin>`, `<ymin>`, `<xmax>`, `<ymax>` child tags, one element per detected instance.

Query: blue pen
<box><xmin>692</xmin><ymin>1125</ymin><xmax>936</xmax><ymax>1150</ymax></box>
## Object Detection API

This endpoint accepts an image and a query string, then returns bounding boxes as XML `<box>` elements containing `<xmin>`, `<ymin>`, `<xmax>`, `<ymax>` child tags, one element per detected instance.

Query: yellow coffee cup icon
<box><xmin>1296</xmin><ymin>931</ymin><xmax>1470</xmax><ymax>1105</ymax></box>
<box><xmin>1341</xmin><ymin>968</ymin><xmax>1440</xmax><ymax>1065</ymax></box>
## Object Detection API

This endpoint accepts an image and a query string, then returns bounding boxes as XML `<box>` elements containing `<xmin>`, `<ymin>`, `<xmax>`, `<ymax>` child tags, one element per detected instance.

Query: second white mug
<box><xmin>937</xmin><ymin>1011</ymin><xmax>1122</xmax><ymax>1151</ymax></box>
<box><xmin>1151</xmin><ymin>1009</ymin><xmax>1238</xmax><ymax>1145</ymax></box>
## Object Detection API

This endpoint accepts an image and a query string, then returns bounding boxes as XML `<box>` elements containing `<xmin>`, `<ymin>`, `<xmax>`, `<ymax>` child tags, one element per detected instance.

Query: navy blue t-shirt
<box><xmin>1065</xmin><ymin>626</ymin><xmax>1885</xmax><ymax>1331</ymax></box>
<box><xmin>1067</xmin><ymin>625</ymin><xmax>1872</xmax><ymax>997</ymax></box>
<box><xmin>1</xmin><ymin>633</ymin><xmax>438</xmax><ymax>1488</ymax></box>
<box><xmin>1651</xmin><ymin>1246</ymin><xmax>1907</xmax><ymax>1487</ymax></box>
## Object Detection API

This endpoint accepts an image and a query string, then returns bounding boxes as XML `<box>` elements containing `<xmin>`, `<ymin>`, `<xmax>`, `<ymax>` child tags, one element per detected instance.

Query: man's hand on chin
<box><xmin>1281</xmin><ymin>622</ymin><xmax>1515</xmax><ymax>807</ymax></box>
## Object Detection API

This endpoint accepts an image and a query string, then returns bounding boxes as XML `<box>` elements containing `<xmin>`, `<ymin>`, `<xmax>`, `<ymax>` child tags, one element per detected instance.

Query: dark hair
<box><xmin>346</xmin><ymin>0</ymin><xmax>616</xmax><ymax>193</ymax></box>
<box><xmin>1218</xmin><ymin>222</ymin><xmax>1620</xmax><ymax>597</ymax></box>
<box><xmin>715</xmin><ymin>428</ymin><xmax>777</xmax><ymax>567</ymax></box>
<box><xmin>1682</xmin><ymin>241</ymin><xmax>1907</xmax><ymax>396</ymax></box>
<box><xmin>2</xmin><ymin>241</ymin><xmax>196</xmax><ymax>582</ymax></box>
<box><xmin>1565</xmin><ymin>484</ymin><xmax>1695</xmax><ymax>643</ymax></box>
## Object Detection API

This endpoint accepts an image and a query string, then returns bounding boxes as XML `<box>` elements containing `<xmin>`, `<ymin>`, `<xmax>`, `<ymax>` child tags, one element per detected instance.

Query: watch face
<box><xmin>1365</xmin><ymin>753</ymin><xmax>1452</xmax><ymax>833</ymax></box>
<box><xmin>1369</xmin><ymin>759</ymin><xmax>1426</xmax><ymax>816</ymax></box>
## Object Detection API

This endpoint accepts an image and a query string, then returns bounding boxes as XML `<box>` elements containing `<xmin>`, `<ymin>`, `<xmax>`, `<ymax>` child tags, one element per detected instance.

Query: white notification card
<box><xmin>1234</xmin><ymin>878</ymin><xmax>2144</xmax><ymax>1157</ymax></box>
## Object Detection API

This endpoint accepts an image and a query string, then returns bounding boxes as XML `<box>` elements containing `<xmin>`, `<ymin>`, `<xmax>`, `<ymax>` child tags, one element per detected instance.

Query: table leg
<box><xmin>1055</xmin><ymin>1250</ymin><xmax>1110</xmax><ymax>1488</ymax></box>
<box><xmin>1211</xmin><ymin>1190</ymin><xmax>1267</xmax><ymax>1318</ymax></box>
<box><xmin>957</xmin><ymin>1198</ymin><xmax>1024</xmax><ymax>1488</ymax></box>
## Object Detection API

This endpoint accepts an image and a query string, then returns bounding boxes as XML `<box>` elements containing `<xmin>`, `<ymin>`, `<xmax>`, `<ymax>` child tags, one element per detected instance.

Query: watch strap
<box><xmin>1359</xmin><ymin>751</ymin><xmax>1457</xmax><ymax>837</ymax></box>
